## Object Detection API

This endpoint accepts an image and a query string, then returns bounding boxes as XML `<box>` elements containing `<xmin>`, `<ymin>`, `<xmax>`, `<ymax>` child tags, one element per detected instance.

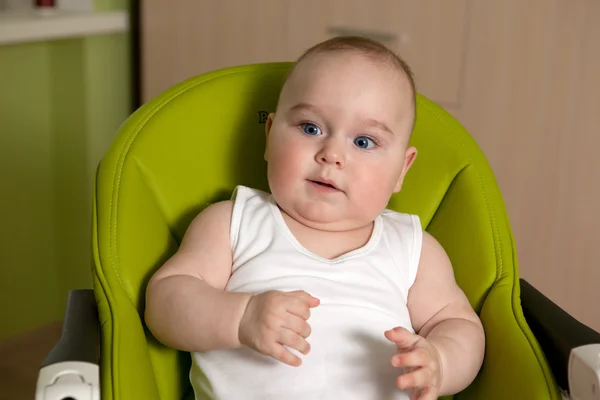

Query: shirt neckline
<box><xmin>267</xmin><ymin>195</ymin><xmax>383</xmax><ymax>264</ymax></box>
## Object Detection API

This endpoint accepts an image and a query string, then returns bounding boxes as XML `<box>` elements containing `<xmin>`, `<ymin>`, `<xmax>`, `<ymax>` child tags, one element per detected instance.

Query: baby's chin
<box><xmin>282</xmin><ymin>205</ymin><xmax>375</xmax><ymax>233</ymax></box>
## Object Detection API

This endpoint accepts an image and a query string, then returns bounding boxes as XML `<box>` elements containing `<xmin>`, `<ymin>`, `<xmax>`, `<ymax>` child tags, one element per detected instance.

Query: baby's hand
<box><xmin>238</xmin><ymin>290</ymin><xmax>320</xmax><ymax>367</ymax></box>
<box><xmin>385</xmin><ymin>327</ymin><xmax>443</xmax><ymax>400</ymax></box>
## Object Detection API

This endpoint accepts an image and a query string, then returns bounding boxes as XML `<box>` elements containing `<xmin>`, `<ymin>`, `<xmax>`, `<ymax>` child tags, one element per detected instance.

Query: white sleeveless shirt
<box><xmin>191</xmin><ymin>185</ymin><xmax>423</xmax><ymax>400</ymax></box>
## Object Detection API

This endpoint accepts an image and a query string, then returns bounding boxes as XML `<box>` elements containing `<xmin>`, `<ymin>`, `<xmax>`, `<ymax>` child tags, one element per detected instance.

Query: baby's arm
<box><xmin>145</xmin><ymin>200</ymin><xmax>319</xmax><ymax>366</ymax></box>
<box><xmin>144</xmin><ymin>200</ymin><xmax>251</xmax><ymax>352</ymax></box>
<box><xmin>404</xmin><ymin>231</ymin><xmax>485</xmax><ymax>395</ymax></box>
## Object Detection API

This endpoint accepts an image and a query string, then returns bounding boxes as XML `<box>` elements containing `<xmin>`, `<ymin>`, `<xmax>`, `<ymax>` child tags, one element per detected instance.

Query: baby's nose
<box><xmin>317</xmin><ymin>141</ymin><xmax>346</xmax><ymax>167</ymax></box>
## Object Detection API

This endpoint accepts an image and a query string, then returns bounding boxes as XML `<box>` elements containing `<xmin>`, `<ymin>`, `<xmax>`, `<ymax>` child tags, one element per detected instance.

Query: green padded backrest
<box><xmin>92</xmin><ymin>62</ymin><xmax>560</xmax><ymax>400</ymax></box>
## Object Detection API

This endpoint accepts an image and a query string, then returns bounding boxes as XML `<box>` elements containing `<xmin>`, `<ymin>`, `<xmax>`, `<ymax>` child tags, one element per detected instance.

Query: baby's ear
<box><xmin>265</xmin><ymin>113</ymin><xmax>275</xmax><ymax>137</ymax></box>
<box><xmin>393</xmin><ymin>146</ymin><xmax>417</xmax><ymax>192</ymax></box>
<box><xmin>264</xmin><ymin>113</ymin><xmax>275</xmax><ymax>161</ymax></box>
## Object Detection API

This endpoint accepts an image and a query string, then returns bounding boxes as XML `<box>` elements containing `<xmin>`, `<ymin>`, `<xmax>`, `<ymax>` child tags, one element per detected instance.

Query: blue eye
<box><xmin>354</xmin><ymin>136</ymin><xmax>376</xmax><ymax>149</ymax></box>
<box><xmin>301</xmin><ymin>123</ymin><xmax>321</xmax><ymax>136</ymax></box>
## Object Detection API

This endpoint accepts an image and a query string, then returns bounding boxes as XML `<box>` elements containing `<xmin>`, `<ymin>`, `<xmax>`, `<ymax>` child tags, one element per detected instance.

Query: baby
<box><xmin>145</xmin><ymin>36</ymin><xmax>485</xmax><ymax>400</ymax></box>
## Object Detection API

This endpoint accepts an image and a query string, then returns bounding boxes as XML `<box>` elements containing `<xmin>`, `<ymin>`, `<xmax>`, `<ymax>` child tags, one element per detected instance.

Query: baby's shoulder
<box><xmin>378</xmin><ymin>209</ymin><xmax>423</xmax><ymax>257</ymax></box>
<box><xmin>189</xmin><ymin>199</ymin><xmax>234</xmax><ymax>234</ymax></box>
<box><xmin>231</xmin><ymin>185</ymin><xmax>271</xmax><ymax>206</ymax></box>
<box><xmin>379</xmin><ymin>208</ymin><xmax>422</xmax><ymax>231</ymax></box>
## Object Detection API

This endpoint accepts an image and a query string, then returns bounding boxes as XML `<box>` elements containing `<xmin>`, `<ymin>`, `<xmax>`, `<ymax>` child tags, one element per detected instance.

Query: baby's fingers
<box><xmin>392</xmin><ymin>348</ymin><xmax>428</xmax><ymax>369</ymax></box>
<box><xmin>286</xmin><ymin>295</ymin><xmax>319</xmax><ymax>320</ymax></box>
<box><xmin>415</xmin><ymin>387</ymin><xmax>438</xmax><ymax>400</ymax></box>
<box><xmin>283</xmin><ymin>314</ymin><xmax>312</xmax><ymax>338</ymax></box>
<box><xmin>288</xmin><ymin>291</ymin><xmax>320</xmax><ymax>309</ymax></box>
<box><xmin>272</xmin><ymin>343</ymin><xmax>302</xmax><ymax>367</ymax></box>
<box><xmin>396</xmin><ymin>367</ymin><xmax>431</xmax><ymax>391</ymax></box>
<box><xmin>279</xmin><ymin>328</ymin><xmax>311</xmax><ymax>355</ymax></box>
<box><xmin>385</xmin><ymin>327</ymin><xmax>420</xmax><ymax>350</ymax></box>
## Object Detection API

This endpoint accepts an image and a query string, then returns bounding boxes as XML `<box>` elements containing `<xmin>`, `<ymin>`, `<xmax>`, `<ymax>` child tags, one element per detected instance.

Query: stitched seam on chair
<box><xmin>425</xmin><ymin>162</ymin><xmax>469</xmax><ymax>226</ymax></box>
<box><xmin>92</xmin><ymin>168</ymin><xmax>118</xmax><ymax>400</ymax></box>
<box><xmin>479</xmin><ymin>278</ymin><xmax>558</xmax><ymax>399</ymax></box>
<box><xmin>510</xmin><ymin>262</ymin><xmax>559</xmax><ymax>398</ymax></box>
<box><xmin>476</xmin><ymin>169</ymin><xmax>503</xmax><ymax>280</ymax></box>
<box><xmin>416</xmin><ymin>99</ymin><xmax>501</xmax><ymax>315</ymax></box>
<box><xmin>417</xmin><ymin>98</ymin><xmax>503</xmax><ymax>282</ymax></box>
<box><xmin>416</xmin><ymin>98</ymin><xmax>470</xmax><ymax>151</ymax></box>
<box><xmin>133</xmin><ymin>156</ymin><xmax>178</xmax><ymax>244</ymax></box>
<box><xmin>424</xmin><ymin>163</ymin><xmax>496</xmax><ymax>314</ymax></box>
<box><xmin>415</xmin><ymin>98</ymin><xmax>473</xmax><ymax>224</ymax></box>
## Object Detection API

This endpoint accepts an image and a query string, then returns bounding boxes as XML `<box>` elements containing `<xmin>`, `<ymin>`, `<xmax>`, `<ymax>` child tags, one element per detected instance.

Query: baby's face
<box><xmin>264</xmin><ymin>51</ymin><xmax>416</xmax><ymax>231</ymax></box>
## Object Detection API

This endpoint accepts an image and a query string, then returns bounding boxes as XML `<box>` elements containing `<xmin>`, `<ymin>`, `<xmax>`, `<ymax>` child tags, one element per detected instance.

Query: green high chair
<box><xmin>36</xmin><ymin>62</ymin><xmax>600</xmax><ymax>400</ymax></box>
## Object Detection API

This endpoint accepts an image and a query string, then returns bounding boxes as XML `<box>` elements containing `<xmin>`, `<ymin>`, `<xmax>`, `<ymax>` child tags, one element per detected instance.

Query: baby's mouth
<box><xmin>308</xmin><ymin>179</ymin><xmax>341</xmax><ymax>191</ymax></box>
<box><xmin>311</xmin><ymin>180</ymin><xmax>336</xmax><ymax>189</ymax></box>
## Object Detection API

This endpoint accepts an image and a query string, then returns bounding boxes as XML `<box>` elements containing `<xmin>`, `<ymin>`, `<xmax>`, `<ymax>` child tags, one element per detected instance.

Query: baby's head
<box><xmin>264</xmin><ymin>36</ymin><xmax>418</xmax><ymax>232</ymax></box>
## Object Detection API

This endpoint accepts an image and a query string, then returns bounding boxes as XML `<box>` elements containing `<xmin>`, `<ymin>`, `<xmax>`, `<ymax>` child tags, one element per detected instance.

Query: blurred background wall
<box><xmin>0</xmin><ymin>0</ymin><xmax>132</xmax><ymax>340</ymax></box>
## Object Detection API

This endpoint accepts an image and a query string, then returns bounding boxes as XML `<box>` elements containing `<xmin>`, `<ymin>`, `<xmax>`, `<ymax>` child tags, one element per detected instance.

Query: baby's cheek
<box><xmin>272</xmin><ymin>156</ymin><xmax>300</xmax><ymax>181</ymax></box>
<box><xmin>354</xmin><ymin>173</ymin><xmax>396</xmax><ymax>209</ymax></box>
<box><xmin>267</xmin><ymin>153</ymin><xmax>304</xmax><ymax>196</ymax></box>
<box><xmin>361</xmin><ymin>167</ymin><xmax>395</xmax><ymax>191</ymax></box>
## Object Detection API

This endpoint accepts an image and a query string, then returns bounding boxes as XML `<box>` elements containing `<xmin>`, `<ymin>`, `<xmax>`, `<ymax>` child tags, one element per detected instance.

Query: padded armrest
<box><xmin>520</xmin><ymin>278</ymin><xmax>600</xmax><ymax>392</ymax></box>
<box><xmin>35</xmin><ymin>289</ymin><xmax>100</xmax><ymax>400</ymax></box>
